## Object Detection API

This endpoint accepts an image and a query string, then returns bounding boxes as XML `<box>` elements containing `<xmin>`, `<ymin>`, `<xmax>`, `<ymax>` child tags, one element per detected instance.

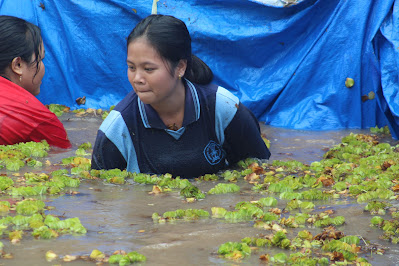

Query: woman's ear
<box><xmin>176</xmin><ymin>59</ymin><xmax>187</xmax><ymax>77</ymax></box>
<box><xmin>10</xmin><ymin>57</ymin><xmax>23</xmax><ymax>76</ymax></box>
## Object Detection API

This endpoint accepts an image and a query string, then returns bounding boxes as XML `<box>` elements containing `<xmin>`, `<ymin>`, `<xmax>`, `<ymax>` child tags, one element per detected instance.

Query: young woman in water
<box><xmin>91</xmin><ymin>14</ymin><xmax>270</xmax><ymax>178</ymax></box>
<box><xmin>0</xmin><ymin>15</ymin><xmax>71</xmax><ymax>148</ymax></box>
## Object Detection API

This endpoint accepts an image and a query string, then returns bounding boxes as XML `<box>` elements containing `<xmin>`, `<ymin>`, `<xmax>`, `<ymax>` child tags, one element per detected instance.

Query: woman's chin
<box><xmin>33</xmin><ymin>88</ymin><xmax>41</xmax><ymax>96</ymax></box>
<box><xmin>137</xmin><ymin>93</ymin><xmax>154</xmax><ymax>104</ymax></box>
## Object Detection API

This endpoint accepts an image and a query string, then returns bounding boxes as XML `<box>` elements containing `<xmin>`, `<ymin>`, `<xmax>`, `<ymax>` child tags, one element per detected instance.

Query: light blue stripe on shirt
<box><xmin>99</xmin><ymin>110</ymin><xmax>140</xmax><ymax>173</ymax></box>
<box><xmin>138</xmin><ymin>98</ymin><xmax>150</xmax><ymax>128</ymax></box>
<box><xmin>165</xmin><ymin>127</ymin><xmax>186</xmax><ymax>140</ymax></box>
<box><xmin>215</xmin><ymin>86</ymin><xmax>239</xmax><ymax>145</ymax></box>
<box><xmin>186</xmin><ymin>80</ymin><xmax>200</xmax><ymax>120</ymax></box>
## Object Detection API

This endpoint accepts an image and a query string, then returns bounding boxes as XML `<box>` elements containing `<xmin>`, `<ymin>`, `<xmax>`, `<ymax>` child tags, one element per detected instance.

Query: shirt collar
<box><xmin>138</xmin><ymin>79</ymin><xmax>201</xmax><ymax>129</ymax></box>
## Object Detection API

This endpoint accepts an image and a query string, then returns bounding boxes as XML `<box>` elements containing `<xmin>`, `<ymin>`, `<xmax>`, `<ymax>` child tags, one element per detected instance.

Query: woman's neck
<box><xmin>151</xmin><ymin>81</ymin><xmax>186</xmax><ymax>130</ymax></box>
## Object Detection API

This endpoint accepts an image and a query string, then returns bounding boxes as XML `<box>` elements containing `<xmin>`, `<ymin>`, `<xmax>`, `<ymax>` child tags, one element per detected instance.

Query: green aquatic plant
<box><xmin>280</xmin><ymin>192</ymin><xmax>303</xmax><ymax>200</ymax></box>
<box><xmin>208</xmin><ymin>183</ymin><xmax>240</xmax><ymax>194</ymax></box>
<box><xmin>101</xmin><ymin>105</ymin><xmax>115</xmax><ymax>120</ymax></box>
<box><xmin>75</xmin><ymin>148</ymin><xmax>90</xmax><ymax>156</ymax></box>
<box><xmin>211</xmin><ymin>207</ymin><xmax>228</xmax><ymax>218</ymax></box>
<box><xmin>340</xmin><ymin>235</ymin><xmax>360</xmax><ymax>245</ymax></box>
<box><xmin>109</xmin><ymin>251</ymin><xmax>146</xmax><ymax>265</ymax></box>
<box><xmin>0</xmin><ymin>176</ymin><xmax>14</xmax><ymax>191</ymax></box>
<box><xmin>47</xmin><ymin>104</ymin><xmax>67</xmax><ymax>117</ymax></box>
<box><xmin>62</xmin><ymin>156</ymin><xmax>91</xmax><ymax>170</ymax></box>
<box><xmin>180</xmin><ymin>185</ymin><xmax>205</xmax><ymax>200</ymax></box>
<box><xmin>241</xmin><ymin>237</ymin><xmax>272</xmax><ymax>247</ymax></box>
<box><xmin>270</xmin><ymin>252</ymin><xmax>288</xmax><ymax>264</ymax></box>
<box><xmin>357</xmin><ymin>189</ymin><xmax>394</xmax><ymax>203</ymax></box>
<box><xmin>223</xmin><ymin>203</ymin><xmax>264</xmax><ymax>222</ymax></box>
<box><xmin>90</xmin><ymin>168</ymin><xmax>133</xmax><ymax>184</ymax></box>
<box><xmin>257</xmin><ymin>196</ymin><xmax>278</xmax><ymax>207</ymax></box>
<box><xmin>0</xmin><ymin>212</ymin><xmax>85</xmax><ymax>242</ymax></box>
<box><xmin>24</xmin><ymin>172</ymin><xmax>49</xmax><ymax>183</ymax></box>
<box><xmin>285</xmin><ymin>199</ymin><xmax>315</xmax><ymax>212</ymax></box>
<box><xmin>302</xmin><ymin>189</ymin><xmax>331</xmax><ymax>200</ymax></box>
<box><xmin>221</xmin><ymin>170</ymin><xmax>243</xmax><ymax>182</ymax></box>
<box><xmin>322</xmin><ymin>239</ymin><xmax>358</xmax><ymax>261</ymax></box>
<box><xmin>370</xmin><ymin>125</ymin><xmax>390</xmax><ymax>134</ymax></box>
<box><xmin>237</xmin><ymin>158</ymin><xmax>258</xmax><ymax>169</ymax></box>
<box><xmin>157</xmin><ymin>174</ymin><xmax>191</xmax><ymax>189</ymax></box>
<box><xmin>268</xmin><ymin>183</ymin><xmax>294</xmax><ymax>193</ymax></box>
<box><xmin>12</xmin><ymin>215</ymin><xmax>31</xmax><ymax>227</ymax></box>
<box><xmin>271</xmin><ymin>231</ymin><xmax>291</xmax><ymax>248</ymax></box>
<box><xmin>78</xmin><ymin>142</ymin><xmax>92</xmax><ymax>151</ymax></box>
<box><xmin>10</xmin><ymin>185</ymin><xmax>48</xmax><ymax>196</ymax></box>
<box><xmin>4</xmin><ymin>158</ymin><xmax>25</xmax><ymax>171</ymax></box>
<box><xmin>152</xmin><ymin>208</ymin><xmax>210</xmax><ymax>223</ymax></box>
<box><xmin>132</xmin><ymin>172</ymin><xmax>161</xmax><ymax>184</ymax></box>
<box><xmin>272</xmin><ymin>160</ymin><xmax>308</xmax><ymax>172</ymax></box>
<box><xmin>313</xmin><ymin>215</ymin><xmax>345</xmax><ymax>227</ymax></box>
<box><xmin>0</xmin><ymin>201</ymin><xmax>10</xmax><ymax>214</ymax></box>
<box><xmin>196</xmin><ymin>173</ymin><xmax>219</xmax><ymax>181</ymax></box>
<box><xmin>370</xmin><ymin>215</ymin><xmax>399</xmax><ymax>243</ymax></box>
<box><xmin>16</xmin><ymin>199</ymin><xmax>45</xmax><ymax>215</ymax></box>
<box><xmin>288</xmin><ymin>252</ymin><xmax>329</xmax><ymax>266</ymax></box>
<box><xmin>297</xmin><ymin>230</ymin><xmax>313</xmax><ymax>240</ymax></box>
<box><xmin>364</xmin><ymin>201</ymin><xmax>391</xmax><ymax>215</ymax></box>
<box><xmin>44</xmin><ymin>215</ymin><xmax>87</xmax><ymax>234</ymax></box>
<box><xmin>217</xmin><ymin>241</ymin><xmax>251</xmax><ymax>260</ymax></box>
<box><xmin>32</xmin><ymin>226</ymin><xmax>59</xmax><ymax>239</ymax></box>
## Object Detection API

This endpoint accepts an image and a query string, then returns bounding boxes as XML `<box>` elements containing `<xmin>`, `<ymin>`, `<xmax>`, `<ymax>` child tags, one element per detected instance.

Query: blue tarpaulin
<box><xmin>1</xmin><ymin>0</ymin><xmax>399</xmax><ymax>138</ymax></box>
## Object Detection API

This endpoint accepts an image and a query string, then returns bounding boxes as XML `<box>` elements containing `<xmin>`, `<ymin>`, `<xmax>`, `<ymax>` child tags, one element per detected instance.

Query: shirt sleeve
<box><xmin>30</xmin><ymin>116</ymin><xmax>72</xmax><ymax>149</ymax></box>
<box><xmin>91</xmin><ymin>130</ymin><xmax>127</xmax><ymax>170</ymax></box>
<box><xmin>223</xmin><ymin>102</ymin><xmax>271</xmax><ymax>165</ymax></box>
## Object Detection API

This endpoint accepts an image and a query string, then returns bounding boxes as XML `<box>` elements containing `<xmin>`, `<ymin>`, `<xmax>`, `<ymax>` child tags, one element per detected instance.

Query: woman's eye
<box><xmin>128</xmin><ymin>66</ymin><xmax>135</xmax><ymax>70</ymax></box>
<box><xmin>145</xmin><ymin>68</ymin><xmax>154</xmax><ymax>72</ymax></box>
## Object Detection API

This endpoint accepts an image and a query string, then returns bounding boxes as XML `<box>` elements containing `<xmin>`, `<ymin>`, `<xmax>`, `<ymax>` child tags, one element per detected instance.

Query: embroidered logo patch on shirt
<box><xmin>204</xmin><ymin>140</ymin><xmax>224</xmax><ymax>165</ymax></box>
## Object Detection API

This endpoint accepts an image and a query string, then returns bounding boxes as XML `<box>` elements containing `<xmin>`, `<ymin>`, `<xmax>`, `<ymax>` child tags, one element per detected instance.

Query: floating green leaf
<box><xmin>208</xmin><ymin>183</ymin><xmax>240</xmax><ymax>194</ymax></box>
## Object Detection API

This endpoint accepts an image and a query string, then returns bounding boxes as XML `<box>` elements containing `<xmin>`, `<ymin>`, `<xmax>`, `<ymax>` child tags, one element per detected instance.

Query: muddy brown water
<box><xmin>1</xmin><ymin>113</ymin><xmax>398</xmax><ymax>266</ymax></box>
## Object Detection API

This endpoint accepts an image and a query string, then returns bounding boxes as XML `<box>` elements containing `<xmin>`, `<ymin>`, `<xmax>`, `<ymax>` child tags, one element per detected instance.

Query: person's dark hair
<box><xmin>127</xmin><ymin>14</ymin><xmax>213</xmax><ymax>85</ymax></box>
<box><xmin>0</xmin><ymin>15</ymin><xmax>43</xmax><ymax>78</ymax></box>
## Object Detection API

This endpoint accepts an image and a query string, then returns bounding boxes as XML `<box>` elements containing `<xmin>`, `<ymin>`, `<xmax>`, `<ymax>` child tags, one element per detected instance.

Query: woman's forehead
<box><xmin>127</xmin><ymin>39</ymin><xmax>162</xmax><ymax>62</ymax></box>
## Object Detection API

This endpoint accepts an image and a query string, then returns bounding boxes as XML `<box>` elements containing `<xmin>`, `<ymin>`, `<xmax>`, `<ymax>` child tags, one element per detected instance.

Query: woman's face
<box><xmin>21</xmin><ymin>43</ymin><xmax>45</xmax><ymax>96</ymax></box>
<box><xmin>127</xmin><ymin>37</ymin><xmax>183</xmax><ymax>106</ymax></box>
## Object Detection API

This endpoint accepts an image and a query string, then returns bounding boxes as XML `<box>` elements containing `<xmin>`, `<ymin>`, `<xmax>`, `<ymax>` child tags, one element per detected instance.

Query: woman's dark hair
<box><xmin>0</xmin><ymin>15</ymin><xmax>43</xmax><ymax>78</ymax></box>
<box><xmin>127</xmin><ymin>14</ymin><xmax>213</xmax><ymax>85</ymax></box>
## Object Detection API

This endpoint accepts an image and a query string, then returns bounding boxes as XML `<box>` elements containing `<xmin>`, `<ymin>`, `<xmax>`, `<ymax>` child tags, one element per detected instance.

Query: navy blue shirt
<box><xmin>91</xmin><ymin>80</ymin><xmax>270</xmax><ymax>178</ymax></box>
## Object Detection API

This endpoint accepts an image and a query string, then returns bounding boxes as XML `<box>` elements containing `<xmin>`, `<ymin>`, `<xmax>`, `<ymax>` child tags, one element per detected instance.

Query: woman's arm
<box><xmin>91</xmin><ymin>130</ymin><xmax>127</xmax><ymax>170</ymax></box>
<box><xmin>30</xmin><ymin>116</ymin><xmax>71</xmax><ymax>149</ymax></box>
<box><xmin>223</xmin><ymin>103</ymin><xmax>271</xmax><ymax>165</ymax></box>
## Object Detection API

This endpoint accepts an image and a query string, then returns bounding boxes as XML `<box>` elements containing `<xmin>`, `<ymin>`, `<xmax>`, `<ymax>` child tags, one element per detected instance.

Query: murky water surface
<box><xmin>1</xmin><ymin>114</ymin><xmax>398</xmax><ymax>265</ymax></box>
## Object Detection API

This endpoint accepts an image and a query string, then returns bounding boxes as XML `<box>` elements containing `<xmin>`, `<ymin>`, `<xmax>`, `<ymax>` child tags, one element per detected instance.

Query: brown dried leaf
<box><xmin>316</xmin><ymin>175</ymin><xmax>335</xmax><ymax>187</ymax></box>
<box><xmin>63</xmin><ymin>255</ymin><xmax>78</xmax><ymax>262</ymax></box>
<box><xmin>113</xmin><ymin>250</ymin><xmax>127</xmax><ymax>255</ymax></box>
<box><xmin>392</xmin><ymin>184</ymin><xmax>399</xmax><ymax>192</ymax></box>
<box><xmin>269</xmin><ymin>208</ymin><xmax>282</xmax><ymax>215</ymax></box>
<box><xmin>259</xmin><ymin>254</ymin><xmax>270</xmax><ymax>262</ymax></box>
<box><xmin>330</xmin><ymin>251</ymin><xmax>344</xmax><ymax>261</ymax></box>
<box><xmin>149</xmin><ymin>185</ymin><xmax>162</xmax><ymax>194</ymax></box>
<box><xmin>244</xmin><ymin>173</ymin><xmax>260</xmax><ymax>182</ymax></box>
<box><xmin>76</xmin><ymin>96</ymin><xmax>86</xmax><ymax>105</ymax></box>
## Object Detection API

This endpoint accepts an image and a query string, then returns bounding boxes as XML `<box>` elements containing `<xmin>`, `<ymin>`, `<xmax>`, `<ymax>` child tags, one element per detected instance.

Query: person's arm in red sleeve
<box><xmin>30</xmin><ymin>116</ymin><xmax>71</xmax><ymax>148</ymax></box>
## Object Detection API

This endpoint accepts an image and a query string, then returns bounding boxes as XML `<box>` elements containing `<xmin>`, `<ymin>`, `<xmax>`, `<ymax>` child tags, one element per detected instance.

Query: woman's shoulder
<box><xmin>192</xmin><ymin>82</ymin><xmax>238</xmax><ymax>104</ymax></box>
<box><xmin>99</xmin><ymin>90</ymin><xmax>138</xmax><ymax>133</ymax></box>
<box><xmin>113</xmin><ymin>90</ymin><xmax>138</xmax><ymax>113</ymax></box>
<box><xmin>0</xmin><ymin>79</ymin><xmax>55</xmax><ymax>116</ymax></box>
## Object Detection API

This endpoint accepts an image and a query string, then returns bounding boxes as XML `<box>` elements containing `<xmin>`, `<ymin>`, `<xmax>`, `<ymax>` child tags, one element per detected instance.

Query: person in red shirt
<box><xmin>0</xmin><ymin>15</ymin><xmax>71</xmax><ymax>148</ymax></box>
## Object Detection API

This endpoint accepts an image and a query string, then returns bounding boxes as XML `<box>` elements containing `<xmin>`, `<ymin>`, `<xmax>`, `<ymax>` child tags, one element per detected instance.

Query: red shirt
<box><xmin>0</xmin><ymin>77</ymin><xmax>71</xmax><ymax>148</ymax></box>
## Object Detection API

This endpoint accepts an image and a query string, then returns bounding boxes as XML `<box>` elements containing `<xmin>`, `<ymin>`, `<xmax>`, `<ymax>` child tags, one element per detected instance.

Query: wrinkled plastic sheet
<box><xmin>0</xmin><ymin>0</ymin><xmax>398</xmax><ymax>138</ymax></box>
